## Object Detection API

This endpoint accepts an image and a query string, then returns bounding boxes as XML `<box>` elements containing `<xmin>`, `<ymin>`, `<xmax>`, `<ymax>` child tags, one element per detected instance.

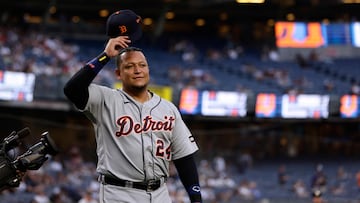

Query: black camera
<box><xmin>0</xmin><ymin>127</ymin><xmax>58</xmax><ymax>191</ymax></box>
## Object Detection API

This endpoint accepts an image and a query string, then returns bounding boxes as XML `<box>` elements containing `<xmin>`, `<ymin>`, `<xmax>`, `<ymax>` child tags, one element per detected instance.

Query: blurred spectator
<box><xmin>323</xmin><ymin>78</ymin><xmax>335</xmax><ymax>92</ymax></box>
<box><xmin>224</xmin><ymin>39</ymin><xmax>243</xmax><ymax>60</ymax></box>
<box><xmin>331</xmin><ymin>165</ymin><xmax>349</xmax><ymax>196</ymax></box>
<box><xmin>310</xmin><ymin>164</ymin><xmax>328</xmax><ymax>194</ymax></box>
<box><xmin>198</xmin><ymin>185</ymin><xmax>216</xmax><ymax>202</ymax></box>
<box><xmin>207</xmin><ymin>173</ymin><xmax>236</xmax><ymax>189</ymax></box>
<box><xmin>198</xmin><ymin>159</ymin><xmax>216</xmax><ymax>178</ymax></box>
<box><xmin>268</xmin><ymin>48</ymin><xmax>280</xmax><ymax>62</ymax></box>
<box><xmin>293</xmin><ymin>179</ymin><xmax>310</xmax><ymax>198</ymax></box>
<box><xmin>236</xmin><ymin>151</ymin><xmax>253</xmax><ymax>174</ymax></box>
<box><xmin>236</xmin><ymin>179</ymin><xmax>260</xmax><ymax>200</ymax></box>
<box><xmin>278</xmin><ymin>164</ymin><xmax>290</xmax><ymax>186</ymax></box>
<box><xmin>295</xmin><ymin>53</ymin><xmax>308</xmax><ymax>68</ymax></box>
<box><xmin>308</xmin><ymin>50</ymin><xmax>320</xmax><ymax>64</ymax></box>
<box><xmin>356</xmin><ymin>170</ymin><xmax>360</xmax><ymax>191</ymax></box>
<box><xmin>336</xmin><ymin>166</ymin><xmax>349</xmax><ymax>183</ymax></box>
<box><xmin>43</xmin><ymin>155</ymin><xmax>64</xmax><ymax>179</ymax></box>
<box><xmin>350</xmin><ymin>82</ymin><xmax>360</xmax><ymax>95</ymax></box>
<box><xmin>294</xmin><ymin>75</ymin><xmax>313</xmax><ymax>91</ymax></box>
<box><xmin>312</xmin><ymin>189</ymin><xmax>326</xmax><ymax>203</ymax></box>
<box><xmin>170</xmin><ymin>39</ymin><xmax>198</xmax><ymax>63</ymax></box>
<box><xmin>249</xmin><ymin>181</ymin><xmax>261</xmax><ymax>200</ymax></box>
<box><xmin>275</xmin><ymin>69</ymin><xmax>292</xmax><ymax>89</ymax></box>
<box><xmin>225</xmin><ymin>45</ymin><xmax>243</xmax><ymax>60</ymax></box>
<box><xmin>78</xmin><ymin>190</ymin><xmax>98</xmax><ymax>203</ymax></box>
<box><xmin>32</xmin><ymin>185</ymin><xmax>50</xmax><ymax>203</ymax></box>
<box><xmin>213</xmin><ymin>155</ymin><xmax>226</xmax><ymax>175</ymax></box>
<box><xmin>206</xmin><ymin>48</ymin><xmax>222</xmax><ymax>61</ymax></box>
<box><xmin>237</xmin><ymin>179</ymin><xmax>253</xmax><ymax>200</ymax></box>
<box><xmin>49</xmin><ymin>187</ymin><xmax>73</xmax><ymax>203</ymax></box>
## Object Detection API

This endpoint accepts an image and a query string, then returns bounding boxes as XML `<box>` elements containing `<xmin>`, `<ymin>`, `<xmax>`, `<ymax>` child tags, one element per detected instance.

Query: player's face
<box><xmin>115</xmin><ymin>51</ymin><xmax>150</xmax><ymax>90</ymax></box>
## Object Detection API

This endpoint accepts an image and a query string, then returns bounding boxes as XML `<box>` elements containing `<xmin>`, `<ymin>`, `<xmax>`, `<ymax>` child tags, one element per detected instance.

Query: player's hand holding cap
<box><xmin>106</xmin><ymin>9</ymin><xmax>142</xmax><ymax>42</ymax></box>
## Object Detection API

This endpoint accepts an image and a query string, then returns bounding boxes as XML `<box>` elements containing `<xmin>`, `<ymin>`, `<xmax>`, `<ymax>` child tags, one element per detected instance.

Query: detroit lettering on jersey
<box><xmin>116</xmin><ymin>115</ymin><xmax>175</xmax><ymax>137</ymax></box>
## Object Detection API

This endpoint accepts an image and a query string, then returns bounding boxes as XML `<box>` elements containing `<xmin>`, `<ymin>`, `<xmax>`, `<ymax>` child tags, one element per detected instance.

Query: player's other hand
<box><xmin>104</xmin><ymin>36</ymin><xmax>131</xmax><ymax>57</ymax></box>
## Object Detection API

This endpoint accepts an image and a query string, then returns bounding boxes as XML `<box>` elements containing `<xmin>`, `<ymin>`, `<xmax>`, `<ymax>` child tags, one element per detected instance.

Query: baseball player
<box><xmin>63</xmin><ymin>35</ymin><xmax>202</xmax><ymax>202</ymax></box>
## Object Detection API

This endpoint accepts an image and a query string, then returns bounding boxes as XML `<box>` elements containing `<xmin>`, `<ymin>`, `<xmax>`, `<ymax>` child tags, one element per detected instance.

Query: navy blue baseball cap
<box><xmin>106</xmin><ymin>9</ymin><xmax>142</xmax><ymax>41</ymax></box>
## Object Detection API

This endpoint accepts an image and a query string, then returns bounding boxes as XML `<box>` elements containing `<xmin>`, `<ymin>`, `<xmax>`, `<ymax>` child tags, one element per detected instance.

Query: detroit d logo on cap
<box><xmin>119</xmin><ymin>25</ymin><xmax>127</xmax><ymax>35</ymax></box>
<box><xmin>106</xmin><ymin>9</ymin><xmax>143</xmax><ymax>42</ymax></box>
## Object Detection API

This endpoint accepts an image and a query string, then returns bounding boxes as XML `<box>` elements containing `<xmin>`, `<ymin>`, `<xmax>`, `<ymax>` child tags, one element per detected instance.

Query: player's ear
<box><xmin>115</xmin><ymin>68</ymin><xmax>122</xmax><ymax>80</ymax></box>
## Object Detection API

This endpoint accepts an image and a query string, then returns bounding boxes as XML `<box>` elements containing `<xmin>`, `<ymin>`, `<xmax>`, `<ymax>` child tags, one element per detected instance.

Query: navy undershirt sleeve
<box><xmin>173</xmin><ymin>153</ymin><xmax>202</xmax><ymax>203</ymax></box>
<box><xmin>63</xmin><ymin>52</ymin><xmax>110</xmax><ymax>110</ymax></box>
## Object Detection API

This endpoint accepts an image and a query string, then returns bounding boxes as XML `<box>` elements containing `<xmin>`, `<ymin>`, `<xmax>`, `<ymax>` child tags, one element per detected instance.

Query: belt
<box><xmin>99</xmin><ymin>175</ymin><xmax>163</xmax><ymax>192</ymax></box>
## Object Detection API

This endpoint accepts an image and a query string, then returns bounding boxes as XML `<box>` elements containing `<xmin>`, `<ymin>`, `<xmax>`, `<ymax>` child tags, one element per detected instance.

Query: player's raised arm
<box><xmin>64</xmin><ymin>9</ymin><xmax>141</xmax><ymax>110</ymax></box>
<box><xmin>63</xmin><ymin>36</ymin><xmax>130</xmax><ymax>110</ymax></box>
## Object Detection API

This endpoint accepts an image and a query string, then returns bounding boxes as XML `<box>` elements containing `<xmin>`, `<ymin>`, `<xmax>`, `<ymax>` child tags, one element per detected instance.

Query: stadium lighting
<box><xmin>343</xmin><ymin>0</ymin><xmax>360</xmax><ymax>3</ymax></box>
<box><xmin>236</xmin><ymin>0</ymin><xmax>265</xmax><ymax>3</ymax></box>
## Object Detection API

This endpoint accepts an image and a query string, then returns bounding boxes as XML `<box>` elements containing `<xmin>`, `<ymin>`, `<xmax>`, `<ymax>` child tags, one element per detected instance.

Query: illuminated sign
<box><xmin>281</xmin><ymin>94</ymin><xmax>330</xmax><ymax>119</ymax></box>
<box><xmin>0</xmin><ymin>71</ymin><xmax>36</xmax><ymax>102</ymax></box>
<box><xmin>275</xmin><ymin>21</ymin><xmax>356</xmax><ymax>48</ymax></box>
<box><xmin>340</xmin><ymin>95</ymin><xmax>359</xmax><ymax>118</ymax></box>
<box><xmin>351</xmin><ymin>22</ymin><xmax>360</xmax><ymax>47</ymax></box>
<box><xmin>179</xmin><ymin>89</ymin><xmax>247</xmax><ymax>117</ymax></box>
<box><xmin>275</xmin><ymin>22</ymin><xmax>325</xmax><ymax>48</ymax></box>
<box><xmin>179</xmin><ymin>88</ymin><xmax>201</xmax><ymax>115</ymax></box>
<box><xmin>201</xmin><ymin>90</ymin><xmax>247</xmax><ymax>117</ymax></box>
<box><xmin>323</xmin><ymin>23</ymin><xmax>352</xmax><ymax>46</ymax></box>
<box><xmin>255</xmin><ymin>93</ymin><xmax>280</xmax><ymax>118</ymax></box>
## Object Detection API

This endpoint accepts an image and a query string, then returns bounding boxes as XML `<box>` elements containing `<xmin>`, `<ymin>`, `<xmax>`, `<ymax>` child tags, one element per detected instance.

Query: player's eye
<box><xmin>139</xmin><ymin>63</ymin><xmax>147</xmax><ymax>67</ymax></box>
<box><xmin>125</xmin><ymin>64</ymin><xmax>134</xmax><ymax>69</ymax></box>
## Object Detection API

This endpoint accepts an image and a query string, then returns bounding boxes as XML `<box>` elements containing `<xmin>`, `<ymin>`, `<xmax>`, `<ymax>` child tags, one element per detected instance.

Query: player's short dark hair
<box><xmin>115</xmin><ymin>47</ymin><xmax>143</xmax><ymax>68</ymax></box>
<box><xmin>119</xmin><ymin>47</ymin><xmax>142</xmax><ymax>54</ymax></box>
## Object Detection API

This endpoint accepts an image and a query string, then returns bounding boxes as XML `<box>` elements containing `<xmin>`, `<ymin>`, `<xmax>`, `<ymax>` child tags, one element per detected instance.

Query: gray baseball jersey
<box><xmin>82</xmin><ymin>84</ymin><xmax>199</xmax><ymax>182</ymax></box>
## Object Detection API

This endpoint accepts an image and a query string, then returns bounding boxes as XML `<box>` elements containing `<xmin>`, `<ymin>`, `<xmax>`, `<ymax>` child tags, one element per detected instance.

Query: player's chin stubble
<box><xmin>128</xmin><ymin>84</ymin><xmax>148</xmax><ymax>93</ymax></box>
